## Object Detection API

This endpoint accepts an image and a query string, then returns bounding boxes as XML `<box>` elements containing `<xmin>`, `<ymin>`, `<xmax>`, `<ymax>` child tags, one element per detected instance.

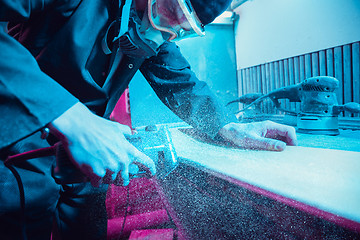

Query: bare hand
<box><xmin>218</xmin><ymin>121</ymin><xmax>297</xmax><ymax>151</ymax></box>
<box><xmin>49</xmin><ymin>102</ymin><xmax>156</xmax><ymax>186</ymax></box>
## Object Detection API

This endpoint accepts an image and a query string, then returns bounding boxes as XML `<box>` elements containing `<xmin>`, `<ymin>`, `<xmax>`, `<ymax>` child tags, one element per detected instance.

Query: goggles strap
<box><xmin>114</xmin><ymin>0</ymin><xmax>133</xmax><ymax>41</ymax></box>
<box><xmin>101</xmin><ymin>0</ymin><xmax>133</xmax><ymax>54</ymax></box>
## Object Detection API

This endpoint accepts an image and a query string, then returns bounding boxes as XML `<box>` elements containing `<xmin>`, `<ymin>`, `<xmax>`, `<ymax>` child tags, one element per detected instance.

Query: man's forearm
<box><xmin>0</xmin><ymin>22</ymin><xmax>78</xmax><ymax>149</ymax></box>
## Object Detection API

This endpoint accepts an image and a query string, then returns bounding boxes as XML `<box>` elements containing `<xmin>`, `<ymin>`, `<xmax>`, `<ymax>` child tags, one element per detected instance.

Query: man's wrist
<box><xmin>48</xmin><ymin>102</ymin><xmax>83</xmax><ymax>140</ymax></box>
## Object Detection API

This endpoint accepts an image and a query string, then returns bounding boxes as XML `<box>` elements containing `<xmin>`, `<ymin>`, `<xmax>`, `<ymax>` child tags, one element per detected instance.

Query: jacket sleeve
<box><xmin>0</xmin><ymin>22</ymin><xmax>78</xmax><ymax>149</ymax></box>
<box><xmin>0</xmin><ymin>0</ymin><xmax>77</xmax><ymax>21</ymax></box>
<box><xmin>140</xmin><ymin>42</ymin><xmax>237</xmax><ymax>139</ymax></box>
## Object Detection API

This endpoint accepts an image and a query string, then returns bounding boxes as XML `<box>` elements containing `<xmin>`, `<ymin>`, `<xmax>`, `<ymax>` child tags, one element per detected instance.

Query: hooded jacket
<box><xmin>0</xmin><ymin>0</ymin><xmax>235</xmax><ymax>150</ymax></box>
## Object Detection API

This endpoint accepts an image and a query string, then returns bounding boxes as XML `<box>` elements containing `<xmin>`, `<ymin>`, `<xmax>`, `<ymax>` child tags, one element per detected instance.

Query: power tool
<box><xmin>52</xmin><ymin>125</ymin><xmax>179</xmax><ymax>184</ymax></box>
<box><xmin>229</xmin><ymin>76</ymin><xmax>360</xmax><ymax>135</ymax></box>
<box><xmin>6</xmin><ymin>125</ymin><xmax>178</xmax><ymax>185</ymax></box>
<box><xmin>125</xmin><ymin>125</ymin><xmax>178</xmax><ymax>180</ymax></box>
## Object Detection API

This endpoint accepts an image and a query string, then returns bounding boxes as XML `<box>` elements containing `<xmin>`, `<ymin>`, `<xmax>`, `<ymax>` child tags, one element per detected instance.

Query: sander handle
<box><xmin>236</xmin><ymin>84</ymin><xmax>301</xmax><ymax>114</ymax></box>
<box><xmin>226</xmin><ymin>93</ymin><xmax>264</xmax><ymax>106</ymax></box>
<box><xmin>333</xmin><ymin>102</ymin><xmax>360</xmax><ymax>115</ymax></box>
<box><xmin>344</xmin><ymin>102</ymin><xmax>360</xmax><ymax>113</ymax></box>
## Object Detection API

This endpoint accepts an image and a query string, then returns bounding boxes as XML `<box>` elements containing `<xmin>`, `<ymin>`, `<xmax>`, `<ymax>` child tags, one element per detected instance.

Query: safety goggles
<box><xmin>148</xmin><ymin>0</ymin><xmax>205</xmax><ymax>41</ymax></box>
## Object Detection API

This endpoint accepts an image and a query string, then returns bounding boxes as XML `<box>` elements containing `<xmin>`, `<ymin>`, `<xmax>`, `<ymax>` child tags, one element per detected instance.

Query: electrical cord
<box><xmin>4</xmin><ymin>162</ymin><xmax>27</xmax><ymax>240</ymax></box>
<box><xmin>4</xmin><ymin>143</ymin><xmax>57</xmax><ymax>240</ymax></box>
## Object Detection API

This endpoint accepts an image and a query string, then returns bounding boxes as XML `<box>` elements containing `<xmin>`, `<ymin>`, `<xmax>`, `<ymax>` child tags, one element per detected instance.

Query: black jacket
<box><xmin>0</xmin><ymin>0</ymin><xmax>235</xmax><ymax>150</ymax></box>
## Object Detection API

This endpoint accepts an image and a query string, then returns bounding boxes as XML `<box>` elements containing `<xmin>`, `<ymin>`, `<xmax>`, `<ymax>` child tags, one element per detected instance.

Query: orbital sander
<box><xmin>229</xmin><ymin>76</ymin><xmax>360</xmax><ymax>135</ymax></box>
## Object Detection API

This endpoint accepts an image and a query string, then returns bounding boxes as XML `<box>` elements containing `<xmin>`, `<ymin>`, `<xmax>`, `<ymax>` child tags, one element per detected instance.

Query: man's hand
<box><xmin>218</xmin><ymin>121</ymin><xmax>298</xmax><ymax>151</ymax></box>
<box><xmin>49</xmin><ymin>102</ymin><xmax>156</xmax><ymax>186</ymax></box>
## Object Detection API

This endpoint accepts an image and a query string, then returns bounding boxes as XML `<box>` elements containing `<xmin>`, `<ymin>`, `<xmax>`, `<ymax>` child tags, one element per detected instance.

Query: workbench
<box><xmin>157</xmin><ymin>127</ymin><xmax>360</xmax><ymax>239</ymax></box>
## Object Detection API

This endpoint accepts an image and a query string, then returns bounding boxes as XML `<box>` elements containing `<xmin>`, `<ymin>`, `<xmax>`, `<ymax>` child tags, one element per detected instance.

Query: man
<box><xmin>0</xmin><ymin>0</ymin><xmax>297</xmax><ymax>239</ymax></box>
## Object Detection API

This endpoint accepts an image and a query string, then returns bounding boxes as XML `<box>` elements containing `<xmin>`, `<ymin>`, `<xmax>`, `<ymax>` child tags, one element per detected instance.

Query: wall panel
<box><xmin>352</xmin><ymin>42</ymin><xmax>360</xmax><ymax>117</ymax></box>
